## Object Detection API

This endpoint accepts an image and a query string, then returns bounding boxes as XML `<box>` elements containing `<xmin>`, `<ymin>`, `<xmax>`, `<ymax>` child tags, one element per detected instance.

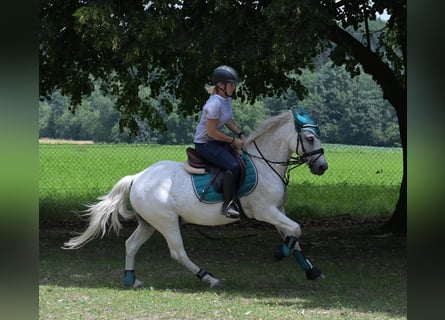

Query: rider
<box><xmin>193</xmin><ymin>65</ymin><xmax>246</xmax><ymax>218</ymax></box>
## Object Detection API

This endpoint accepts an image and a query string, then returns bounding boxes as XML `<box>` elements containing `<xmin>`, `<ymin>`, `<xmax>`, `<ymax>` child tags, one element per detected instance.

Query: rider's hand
<box><xmin>232</xmin><ymin>137</ymin><xmax>244</xmax><ymax>149</ymax></box>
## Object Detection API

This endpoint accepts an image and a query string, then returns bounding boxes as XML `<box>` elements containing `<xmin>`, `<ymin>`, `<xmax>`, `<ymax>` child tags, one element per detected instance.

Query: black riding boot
<box><xmin>221</xmin><ymin>170</ymin><xmax>240</xmax><ymax>219</ymax></box>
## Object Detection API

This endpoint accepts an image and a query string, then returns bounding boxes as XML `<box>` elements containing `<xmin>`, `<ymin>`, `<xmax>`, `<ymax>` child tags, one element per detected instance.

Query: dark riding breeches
<box><xmin>194</xmin><ymin>141</ymin><xmax>241</xmax><ymax>178</ymax></box>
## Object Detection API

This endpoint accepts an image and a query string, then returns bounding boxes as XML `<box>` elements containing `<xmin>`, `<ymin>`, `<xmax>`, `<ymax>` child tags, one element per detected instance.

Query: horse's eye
<box><xmin>306</xmin><ymin>136</ymin><xmax>314</xmax><ymax>142</ymax></box>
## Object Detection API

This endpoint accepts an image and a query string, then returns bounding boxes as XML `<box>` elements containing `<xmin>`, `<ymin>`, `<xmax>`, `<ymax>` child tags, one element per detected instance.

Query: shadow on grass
<box><xmin>40</xmin><ymin>217</ymin><xmax>406</xmax><ymax>318</ymax></box>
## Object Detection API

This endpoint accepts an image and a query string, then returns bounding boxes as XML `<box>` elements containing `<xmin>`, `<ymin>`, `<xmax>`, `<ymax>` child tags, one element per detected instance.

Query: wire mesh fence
<box><xmin>39</xmin><ymin>142</ymin><xmax>403</xmax><ymax>218</ymax></box>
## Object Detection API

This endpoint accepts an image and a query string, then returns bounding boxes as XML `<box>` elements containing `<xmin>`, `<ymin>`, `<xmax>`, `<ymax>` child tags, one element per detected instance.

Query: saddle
<box><xmin>184</xmin><ymin>147</ymin><xmax>258</xmax><ymax>207</ymax></box>
<box><xmin>185</xmin><ymin>147</ymin><xmax>246</xmax><ymax>187</ymax></box>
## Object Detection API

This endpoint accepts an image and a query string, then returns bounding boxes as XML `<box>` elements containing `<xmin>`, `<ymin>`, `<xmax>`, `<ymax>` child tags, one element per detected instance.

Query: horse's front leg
<box><xmin>276</xmin><ymin>231</ymin><xmax>325</xmax><ymax>280</ymax></box>
<box><xmin>257</xmin><ymin>209</ymin><xmax>325</xmax><ymax>280</ymax></box>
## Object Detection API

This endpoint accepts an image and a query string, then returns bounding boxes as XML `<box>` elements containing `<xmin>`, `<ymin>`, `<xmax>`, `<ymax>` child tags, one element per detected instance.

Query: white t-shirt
<box><xmin>193</xmin><ymin>94</ymin><xmax>233</xmax><ymax>143</ymax></box>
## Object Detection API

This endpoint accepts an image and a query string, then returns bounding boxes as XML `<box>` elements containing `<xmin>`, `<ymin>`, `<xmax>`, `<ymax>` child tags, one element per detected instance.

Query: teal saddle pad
<box><xmin>190</xmin><ymin>153</ymin><xmax>258</xmax><ymax>203</ymax></box>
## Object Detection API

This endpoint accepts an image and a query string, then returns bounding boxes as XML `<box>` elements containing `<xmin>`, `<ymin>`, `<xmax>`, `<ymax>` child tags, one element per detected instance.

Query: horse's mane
<box><xmin>245</xmin><ymin>110</ymin><xmax>293</xmax><ymax>144</ymax></box>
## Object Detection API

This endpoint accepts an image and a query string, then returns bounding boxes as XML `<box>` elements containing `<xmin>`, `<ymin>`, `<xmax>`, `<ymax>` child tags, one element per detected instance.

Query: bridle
<box><xmin>296</xmin><ymin>125</ymin><xmax>325</xmax><ymax>167</ymax></box>
<box><xmin>243</xmin><ymin>124</ymin><xmax>324</xmax><ymax>186</ymax></box>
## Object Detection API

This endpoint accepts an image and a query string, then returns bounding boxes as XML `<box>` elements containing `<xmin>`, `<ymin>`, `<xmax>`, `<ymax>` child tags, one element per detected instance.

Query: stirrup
<box><xmin>222</xmin><ymin>200</ymin><xmax>240</xmax><ymax>219</ymax></box>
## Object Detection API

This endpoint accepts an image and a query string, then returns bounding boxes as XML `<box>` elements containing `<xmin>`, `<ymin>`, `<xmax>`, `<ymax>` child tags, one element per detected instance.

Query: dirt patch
<box><xmin>40</xmin><ymin>214</ymin><xmax>399</xmax><ymax>238</ymax></box>
<box><xmin>40</xmin><ymin>215</ymin><xmax>406</xmax><ymax>267</ymax></box>
<box><xmin>39</xmin><ymin>138</ymin><xmax>94</xmax><ymax>144</ymax></box>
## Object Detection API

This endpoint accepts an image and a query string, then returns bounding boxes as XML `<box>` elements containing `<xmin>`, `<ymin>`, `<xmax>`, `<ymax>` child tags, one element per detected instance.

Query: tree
<box><xmin>298</xmin><ymin>62</ymin><xmax>400</xmax><ymax>147</ymax></box>
<box><xmin>39</xmin><ymin>87</ymin><xmax>121</xmax><ymax>142</ymax></box>
<box><xmin>40</xmin><ymin>0</ymin><xmax>406</xmax><ymax>233</ymax></box>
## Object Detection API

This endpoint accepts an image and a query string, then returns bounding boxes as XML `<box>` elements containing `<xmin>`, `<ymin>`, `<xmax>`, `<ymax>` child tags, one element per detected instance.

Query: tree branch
<box><xmin>328</xmin><ymin>24</ymin><xmax>405</xmax><ymax>110</ymax></box>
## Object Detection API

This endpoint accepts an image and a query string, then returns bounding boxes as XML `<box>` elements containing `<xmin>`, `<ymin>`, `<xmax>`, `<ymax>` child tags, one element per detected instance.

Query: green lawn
<box><xmin>40</xmin><ymin>220</ymin><xmax>406</xmax><ymax>320</ymax></box>
<box><xmin>39</xmin><ymin>143</ymin><xmax>403</xmax><ymax>220</ymax></box>
<box><xmin>39</xmin><ymin>143</ymin><xmax>405</xmax><ymax>319</ymax></box>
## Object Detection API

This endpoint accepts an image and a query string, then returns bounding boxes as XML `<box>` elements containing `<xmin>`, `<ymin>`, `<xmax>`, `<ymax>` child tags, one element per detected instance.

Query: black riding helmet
<box><xmin>212</xmin><ymin>65</ymin><xmax>239</xmax><ymax>84</ymax></box>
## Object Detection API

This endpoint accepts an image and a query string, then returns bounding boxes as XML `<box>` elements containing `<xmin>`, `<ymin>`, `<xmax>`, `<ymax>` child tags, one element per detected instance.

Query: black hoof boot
<box><xmin>273</xmin><ymin>245</ymin><xmax>285</xmax><ymax>261</ymax></box>
<box><xmin>305</xmin><ymin>267</ymin><xmax>325</xmax><ymax>280</ymax></box>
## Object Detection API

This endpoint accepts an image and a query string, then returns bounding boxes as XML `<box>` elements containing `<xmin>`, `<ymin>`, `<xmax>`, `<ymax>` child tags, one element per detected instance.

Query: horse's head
<box><xmin>291</xmin><ymin>109</ymin><xmax>328</xmax><ymax>175</ymax></box>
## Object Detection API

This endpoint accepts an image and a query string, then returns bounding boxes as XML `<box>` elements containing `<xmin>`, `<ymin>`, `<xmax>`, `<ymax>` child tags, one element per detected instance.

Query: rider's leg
<box><xmin>195</xmin><ymin>141</ymin><xmax>241</xmax><ymax>218</ymax></box>
<box><xmin>217</xmin><ymin>148</ymin><xmax>241</xmax><ymax>218</ymax></box>
<box><xmin>221</xmin><ymin>170</ymin><xmax>239</xmax><ymax>218</ymax></box>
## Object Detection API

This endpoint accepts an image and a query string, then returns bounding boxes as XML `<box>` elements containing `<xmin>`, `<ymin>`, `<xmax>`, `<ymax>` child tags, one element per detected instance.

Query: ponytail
<box><xmin>204</xmin><ymin>84</ymin><xmax>217</xmax><ymax>95</ymax></box>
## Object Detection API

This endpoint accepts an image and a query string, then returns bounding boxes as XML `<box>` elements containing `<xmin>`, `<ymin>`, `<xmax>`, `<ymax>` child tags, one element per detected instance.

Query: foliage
<box><xmin>39</xmin><ymin>62</ymin><xmax>400</xmax><ymax>147</ymax></box>
<box><xmin>298</xmin><ymin>62</ymin><xmax>400</xmax><ymax>146</ymax></box>
<box><xmin>39</xmin><ymin>0</ymin><xmax>406</xmax><ymax>232</ymax></box>
<box><xmin>39</xmin><ymin>88</ymin><xmax>126</xmax><ymax>142</ymax></box>
<box><xmin>40</xmin><ymin>0</ymin><xmax>405</xmax><ymax>134</ymax></box>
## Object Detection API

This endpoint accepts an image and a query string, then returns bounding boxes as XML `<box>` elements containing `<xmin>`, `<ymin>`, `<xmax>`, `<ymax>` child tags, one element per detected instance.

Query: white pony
<box><xmin>64</xmin><ymin>109</ymin><xmax>328</xmax><ymax>288</ymax></box>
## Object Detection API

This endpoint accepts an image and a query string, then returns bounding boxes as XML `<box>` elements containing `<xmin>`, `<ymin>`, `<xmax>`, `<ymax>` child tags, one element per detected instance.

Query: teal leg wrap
<box><xmin>123</xmin><ymin>270</ymin><xmax>135</xmax><ymax>287</ymax></box>
<box><xmin>278</xmin><ymin>236</ymin><xmax>322</xmax><ymax>279</ymax></box>
<box><xmin>282</xmin><ymin>236</ymin><xmax>297</xmax><ymax>257</ymax></box>
<box><xmin>293</xmin><ymin>250</ymin><xmax>313</xmax><ymax>272</ymax></box>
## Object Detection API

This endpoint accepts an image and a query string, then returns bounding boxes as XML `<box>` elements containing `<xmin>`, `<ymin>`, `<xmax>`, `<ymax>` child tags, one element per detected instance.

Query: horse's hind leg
<box><xmin>154</xmin><ymin>217</ymin><xmax>222</xmax><ymax>288</ymax></box>
<box><xmin>123</xmin><ymin>217</ymin><xmax>156</xmax><ymax>288</ymax></box>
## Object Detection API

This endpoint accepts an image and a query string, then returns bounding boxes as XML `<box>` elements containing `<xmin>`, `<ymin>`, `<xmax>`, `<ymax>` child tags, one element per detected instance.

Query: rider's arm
<box><xmin>207</xmin><ymin>119</ymin><xmax>243</xmax><ymax>148</ymax></box>
<box><xmin>207</xmin><ymin>119</ymin><xmax>233</xmax><ymax>143</ymax></box>
<box><xmin>225</xmin><ymin>119</ymin><xmax>243</xmax><ymax>137</ymax></box>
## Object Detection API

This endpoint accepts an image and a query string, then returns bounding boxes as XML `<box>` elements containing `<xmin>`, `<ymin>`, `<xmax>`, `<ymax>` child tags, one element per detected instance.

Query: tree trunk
<box><xmin>329</xmin><ymin>26</ymin><xmax>407</xmax><ymax>234</ymax></box>
<box><xmin>384</xmin><ymin>81</ymin><xmax>407</xmax><ymax>235</ymax></box>
<box><xmin>384</xmin><ymin>171</ymin><xmax>406</xmax><ymax>234</ymax></box>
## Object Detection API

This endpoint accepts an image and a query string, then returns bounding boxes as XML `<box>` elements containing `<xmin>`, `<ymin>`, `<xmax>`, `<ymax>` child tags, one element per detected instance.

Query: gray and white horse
<box><xmin>64</xmin><ymin>109</ymin><xmax>328</xmax><ymax>288</ymax></box>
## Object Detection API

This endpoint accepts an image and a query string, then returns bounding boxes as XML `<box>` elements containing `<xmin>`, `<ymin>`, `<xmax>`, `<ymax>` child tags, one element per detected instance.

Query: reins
<box><xmin>243</xmin><ymin>132</ymin><xmax>324</xmax><ymax>186</ymax></box>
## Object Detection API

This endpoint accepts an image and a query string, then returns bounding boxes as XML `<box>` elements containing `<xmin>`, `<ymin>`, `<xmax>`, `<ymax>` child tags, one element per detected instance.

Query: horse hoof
<box><xmin>123</xmin><ymin>270</ymin><xmax>144</xmax><ymax>289</ymax></box>
<box><xmin>123</xmin><ymin>279</ymin><xmax>144</xmax><ymax>289</ymax></box>
<box><xmin>210</xmin><ymin>280</ymin><xmax>223</xmax><ymax>289</ymax></box>
<box><xmin>306</xmin><ymin>267</ymin><xmax>325</xmax><ymax>280</ymax></box>
<box><xmin>273</xmin><ymin>245</ymin><xmax>285</xmax><ymax>261</ymax></box>
<box><xmin>132</xmin><ymin>278</ymin><xmax>144</xmax><ymax>288</ymax></box>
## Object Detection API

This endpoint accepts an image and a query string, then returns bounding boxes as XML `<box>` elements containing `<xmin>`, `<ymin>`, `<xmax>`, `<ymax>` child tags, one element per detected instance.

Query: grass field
<box><xmin>39</xmin><ymin>143</ymin><xmax>405</xmax><ymax>319</ymax></box>
<box><xmin>39</xmin><ymin>143</ymin><xmax>403</xmax><ymax>220</ymax></box>
<box><xmin>40</xmin><ymin>219</ymin><xmax>406</xmax><ymax>319</ymax></box>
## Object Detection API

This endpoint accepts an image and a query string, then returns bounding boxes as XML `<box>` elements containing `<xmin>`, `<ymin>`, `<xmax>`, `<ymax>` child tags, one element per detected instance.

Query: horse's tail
<box><xmin>63</xmin><ymin>174</ymin><xmax>137</xmax><ymax>249</ymax></box>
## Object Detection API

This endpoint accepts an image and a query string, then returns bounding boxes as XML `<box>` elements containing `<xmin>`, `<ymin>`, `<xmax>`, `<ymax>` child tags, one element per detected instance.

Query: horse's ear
<box><xmin>291</xmin><ymin>108</ymin><xmax>306</xmax><ymax>127</ymax></box>
<box><xmin>293</xmin><ymin>108</ymin><xmax>316</xmax><ymax>125</ymax></box>
<box><xmin>292</xmin><ymin>108</ymin><xmax>320</xmax><ymax>137</ymax></box>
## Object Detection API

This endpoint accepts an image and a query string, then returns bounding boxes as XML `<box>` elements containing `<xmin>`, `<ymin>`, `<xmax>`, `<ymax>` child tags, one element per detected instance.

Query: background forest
<box><xmin>39</xmin><ymin>60</ymin><xmax>400</xmax><ymax>147</ymax></box>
